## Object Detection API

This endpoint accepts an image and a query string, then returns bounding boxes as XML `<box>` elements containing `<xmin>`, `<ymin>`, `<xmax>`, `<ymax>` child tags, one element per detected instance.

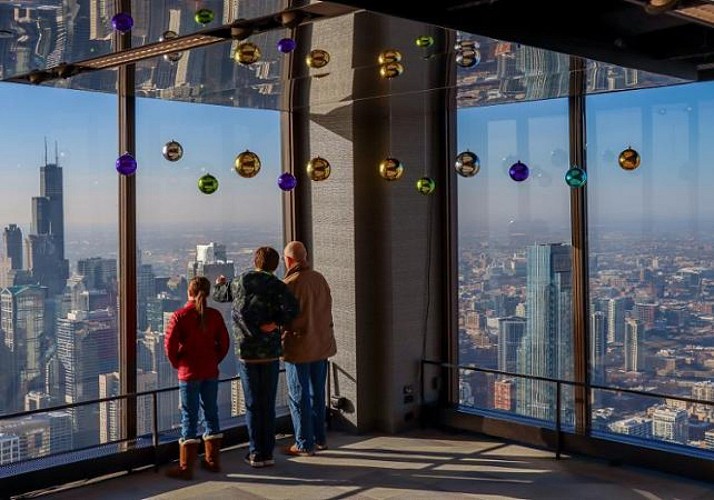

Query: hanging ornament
<box><xmin>306</xmin><ymin>49</ymin><xmax>330</xmax><ymax>69</ymax></box>
<box><xmin>618</xmin><ymin>147</ymin><xmax>641</xmax><ymax>171</ymax></box>
<box><xmin>278</xmin><ymin>172</ymin><xmax>297</xmax><ymax>191</ymax></box>
<box><xmin>194</xmin><ymin>8</ymin><xmax>215</xmax><ymax>25</ymax></box>
<box><xmin>164</xmin><ymin>52</ymin><xmax>183</xmax><ymax>63</ymax></box>
<box><xmin>380</xmin><ymin>62</ymin><xmax>404</xmax><ymax>79</ymax></box>
<box><xmin>116</xmin><ymin>153</ymin><xmax>137</xmax><ymax>176</ymax></box>
<box><xmin>378</xmin><ymin>158</ymin><xmax>405</xmax><ymax>181</ymax></box>
<box><xmin>455</xmin><ymin>151</ymin><xmax>480</xmax><ymax>178</ymax></box>
<box><xmin>234</xmin><ymin>42</ymin><xmax>261</xmax><ymax>65</ymax></box>
<box><xmin>378</xmin><ymin>49</ymin><xmax>402</xmax><ymax>65</ymax></box>
<box><xmin>234</xmin><ymin>150</ymin><xmax>261</xmax><ymax>178</ymax></box>
<box><xmin>306</xmin><ymin>156</ymin><xmax>331</xmax><ymax>181</ymax></box>
<box><xmin>277</xmin><ymin>38</ymin><xmax>297</xmax><ymax>53</ymax></box>
<box><xmin>415</xmin><ymin>35</ymin><xmax>434</xmax><ymax>48</ymax></box>
<box><xmin>198</xmin><ymin>173</ymin><xmax>219</xmax><ymax>194</ymax></box>
<box><xmin>456</xmin><ymin>49</ymin><xmax>481</xmax><ymax>68</ymax></box>
<box><xmin>508</xmin><ymin>160</ymin><xmax>529</xmax><ymax>182</ymax></box>
<box><xmin>454</xmin><ymin>39</ymin><xmax>479</xmax><ymax>52</ymax></box>
<box><xmin>162</xmin><ymin>140</ymin><xmax>184</xmax><ymax>162</ymax></box>
<box><xmin>565</xmin><ymin>166</ymin><xmax>587</xmax><ymax>188</ymax></box>
<box><xmin>160</xmin><ymin>30</ymin><xmax>177</xmax><ymax>42</ymax></box>
<box><xmin>416</xmin><ymin>177</ymin><xmax>436</xmax><ymax>195</ymax></box>
<box><xmin>111</xmin><ymin>13</ymin><xmax>134</xmax><ymax>33</ymax></box>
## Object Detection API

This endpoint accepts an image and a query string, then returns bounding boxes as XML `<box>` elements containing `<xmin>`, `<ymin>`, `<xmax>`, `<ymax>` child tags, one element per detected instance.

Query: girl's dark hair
<box><xmin>254</xmin><ymin>246</ymin><xmax>280</xmax><ymax>272</ymax></box>
<box><xmin>188</xmin><ymin>276</ymin><xmax>211</xmax><ymax>319</ymax></box>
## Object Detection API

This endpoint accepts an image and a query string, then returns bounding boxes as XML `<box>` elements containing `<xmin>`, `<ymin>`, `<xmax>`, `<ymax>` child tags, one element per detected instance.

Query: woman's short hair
<box><xmin>254</xmin><ymin>246</ymin><xmax>280</xmax><ymax>272</ymax></box>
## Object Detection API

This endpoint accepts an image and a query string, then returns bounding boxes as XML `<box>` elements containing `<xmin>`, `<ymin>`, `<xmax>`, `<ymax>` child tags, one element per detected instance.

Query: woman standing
<box><xmin>164</xmin><ymin>276</ymin><xmax>230</xmax><ymax>480</ymax></box>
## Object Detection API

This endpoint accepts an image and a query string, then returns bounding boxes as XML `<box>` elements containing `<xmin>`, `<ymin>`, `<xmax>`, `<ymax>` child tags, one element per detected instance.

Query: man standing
<box><xmin>281</xmin><ymin>241</ymin><xmax>337</xmax><ymax>456</ymax></box>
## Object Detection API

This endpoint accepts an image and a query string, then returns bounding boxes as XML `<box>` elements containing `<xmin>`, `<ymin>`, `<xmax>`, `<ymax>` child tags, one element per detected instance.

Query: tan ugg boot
<box><xmin>165</xmin><ymin>438</ymin><xmax>200</xmax><ymax>480</ymax></box>
<box><xmin>201</xmin><ymin>433</ymin><xmax>223</xmax><ymax>473</ymax></box>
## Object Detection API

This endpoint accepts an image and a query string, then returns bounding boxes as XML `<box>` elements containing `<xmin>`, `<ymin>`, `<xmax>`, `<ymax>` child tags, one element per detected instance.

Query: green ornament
<box><xmin>194</xmin><ymin>8</ymin><xmax>214</xmax><ymax>25</ymax></box>
<box><xmin>565</xmin><ymin>166</ymin><xmax>587</xmax><ymax>188</ymax></box>
<box><xmin>416</xmin><ymin>35</ymin><xmax>434</xmax><ymax>48</ymax></box>
<box><xmin>198</xmin><ymin>173</ymin><xmax>219</xmax><ymax>194</ymax></box>
<box><xmin>416</xmin><ymin>176</ymin><xmax>435</xmax><ymax>195</ymax></box>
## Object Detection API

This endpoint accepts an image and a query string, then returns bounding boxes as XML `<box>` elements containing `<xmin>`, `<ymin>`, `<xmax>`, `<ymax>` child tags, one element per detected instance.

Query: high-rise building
<box><xmin>607</xmin><ymin>297</ymin><xmax>627</xmax><ymax>344</ymax></box>
<box><xmin>624</xmin><ymin>318</ymin><xmax>644</xmax><ymax>372</ymax></box>
<box><xmin>0</xmin><ymin>434</ymin><xmax>20</xmax><ymax>465</ymax></box>
<box><xmin>517</xmin><ymin>243</ymin><xmax>572</xmax><ymax>421</ymax></box>
<box><xmin>494</xmin><ymin>378</ymin><xmax>516</xmax><ymax>411</ymax></box>
<box><xmin>652</xmin><ymin>406</ymin><xmax>689</xmax><ymax>444</ymax></box>
<box><xmin>0</xmin><ymin>285</ymin><xmax>48</xmax><ymax>412</ymax></box>
<box><xmin>692</xmin><ymin>381</ymin><xmax>714</xmax><ymax>402</ymax></box>
<box><xmin>56</xmin><ymin>309</ymin><xmax>118</xmax><ymax>448</ymax></box>
<box><xmin>2</xmin><ymin>224</ymin><xmax>23</xmax><ymax>270</ymax></box>
<box><xmin>609</xmin><ymin>417</ymin><xmax>652</xmax><ymax>438</ymax></box>
<box><xmin>590</xmin><ymin>311</ymin><xmax>607</xmax><ymax>385</ymax></box>
<box><xmin>138</xmin><ymin>330</ymin><xmax>179</xmax><ymax>432</ymax></box>
<box><xmin>634</xmin><ymin>302</ymin><xmax>657</xmax><ymax>330</ymax></box>
<box><xmin>77</xmin><ymin>257</ymin><xmax>117</xmax><ymax>292</ymax></box>
<box><xmin>497</xmin><ymin>316</ymin><xmax>525</xmax><ymax>374</ymax></box>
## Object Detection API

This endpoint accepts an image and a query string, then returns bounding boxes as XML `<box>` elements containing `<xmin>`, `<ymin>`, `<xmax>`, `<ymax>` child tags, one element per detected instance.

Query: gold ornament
<box><xmin>306</xmin><ymin>156</ymin><xmax>331</xmax><ymax>181</ymax></box>
<box><xmin>379</xmin><ymin>62</ymin><xmax>404</xmax><ymax>79</ymax></box>
<box><xmin>379</xmin><ymin>157</ymin><xmax>404</xmax><ymax>181</ymax></box>
<box><xmin>618</xmin><ymin>147</ymin><xmax>641</xmax><ymax>171</ymax></box>
<box><xmin>455</xmin><ymin>151</ymin><xmax>480</xmax><ymax>177</ymax></box>
<box><xmin>306</xmin><ymin>49</ymin><xmax>330</xmax><ymax>69</ymax></box>
<box><xmin>234</xmin><ymin>150</ymin><xmax>261</xmax><ymax>178</ymax></box>
<box><xmin>234</xmin><ymin>42</ymin><xmax>261</xmax><ymax>65</ymax></box>
<box><xmin>378</xmin><ymin>49</ymin><xmax>402</xmax><ymax>65</ymax></box>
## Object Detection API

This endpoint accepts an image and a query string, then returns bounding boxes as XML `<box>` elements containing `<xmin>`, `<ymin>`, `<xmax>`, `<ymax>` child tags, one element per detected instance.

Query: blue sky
<box><xmin>3</xmin><ymin>79</ymin><xmax>714</xmax><ymax>238</ymax></box>
<box><xmin>0</xmin><ymin>82</ymin><xmax>282</xmax><ymax>232</ymax></box>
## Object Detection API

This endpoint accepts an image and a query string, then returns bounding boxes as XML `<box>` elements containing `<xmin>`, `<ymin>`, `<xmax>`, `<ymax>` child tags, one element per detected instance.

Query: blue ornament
<box><xmin>509</xmin><ymin>161</ymin><xmax>529</xmax><ymax>182</ymax></box>
<box><xmin>277</xmin><ymin>38</ymin><xmax>297</xmax><ymax>53</ymax></box>
<box><xmin>116</xmin><ymin>153</ymin><xmax>137</xmax><ymax>176</ymax></box>
<box><xmin>112</xmin><ymin>13</ymin><xmax>134</xmax><ymax>33</ymax></box>
<box><xmin>278</xmin><ymin>172</ymin><xmax>297</xmax><ymax>191</ymax></box>
<box><xmin>565</xmin><ymin>166</ymin><xmax>587</xmax><ymax>188</ymax></box>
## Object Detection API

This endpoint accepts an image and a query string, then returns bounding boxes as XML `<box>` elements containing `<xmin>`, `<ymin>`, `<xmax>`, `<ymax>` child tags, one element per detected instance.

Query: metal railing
<box><xmin>422</xmin><ymin>359</ymin><xmax>714</xmax><ymax>459</ymax></box>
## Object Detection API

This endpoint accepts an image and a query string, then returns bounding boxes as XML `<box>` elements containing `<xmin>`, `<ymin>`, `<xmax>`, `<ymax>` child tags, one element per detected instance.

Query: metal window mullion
<box><xmin>569</xmin><ymin>55</ymin><xmax>590</xmax><ymax>435</ymax></box>
<box><xmin>116</xmin><ymin>0</ymin><xmax>137</xmax><ymax>446</ymax></box>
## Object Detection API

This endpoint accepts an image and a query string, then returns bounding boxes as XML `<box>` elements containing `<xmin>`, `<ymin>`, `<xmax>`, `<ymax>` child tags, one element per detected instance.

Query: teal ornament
<box><xmin>455</xmin><ymin>151</ymin><xmax>480</xmax><ymax>177</ymax></box>
<box><xmin>194</xmin><ymin>8</ymin><xmax>214</xmax><ymax>25</ymax></box>
<box><xmin>416</xmin><ymin>35</ymin><xmax>434</xmax><ymax>48</ymax></box>
<box><xmin>198</xmin><ymin>173</ymin><xmax>219</xmax><ymax>194</ymax></box>
<box><xmin>160</xmin><ymin>30</ymin><xmax>177</xmax><ymax>42</ymax></box>
<box><xmin>416</xmin><ymin>177</ymin><xmax>436</xmax><ymax>195</ymax></box>
<box><xmin>565</xmin><ymin>166</ymin><xmax>587</xmax><ymax>188</ymax></box>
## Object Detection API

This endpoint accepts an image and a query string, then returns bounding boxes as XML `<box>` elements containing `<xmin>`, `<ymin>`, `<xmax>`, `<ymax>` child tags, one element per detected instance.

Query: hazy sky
<box><xmin>456</xmin><ymin>81</ymin><xmax>714</xmax><ymax>236</ymax></box>
<box><xmin>3</xmin><ymin>78</ymin><xmax>714</xmax><ymax>243</ymax></box>
<box><xmin>0</xmin><ymin>82</ymin><xmax>283</xmax><ymax>236</ymax></box>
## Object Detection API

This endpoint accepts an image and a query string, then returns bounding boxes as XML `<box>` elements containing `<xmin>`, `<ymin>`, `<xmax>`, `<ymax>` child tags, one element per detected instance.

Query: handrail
<box><xmin>422</xmin><ymin>359</ymin><xmax>714</xmax><ymax>460</ymax></box>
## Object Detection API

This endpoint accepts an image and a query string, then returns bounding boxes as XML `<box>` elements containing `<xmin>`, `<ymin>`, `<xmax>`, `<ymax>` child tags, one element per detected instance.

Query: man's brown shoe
<box><xmin>281</xmin><ymin>444</ymin><xmax>314</xmax><ymax>457</ymax></box>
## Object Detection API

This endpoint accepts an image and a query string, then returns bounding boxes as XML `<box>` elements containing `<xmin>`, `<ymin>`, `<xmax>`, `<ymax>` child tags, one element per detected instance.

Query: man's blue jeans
<box><xmin>285</xmin><ymin>359</ymin><xmax>328</xmax><ymax>451</ymax></box>
<box><xmin>178</xmin><ymin>379</ymin><xmax>220</xmax><ymax>441</ymax></box>
<box><xmin>238</xmin><ymin>359</ymin><xmax>280</xmax><ymax>459</ymax></box>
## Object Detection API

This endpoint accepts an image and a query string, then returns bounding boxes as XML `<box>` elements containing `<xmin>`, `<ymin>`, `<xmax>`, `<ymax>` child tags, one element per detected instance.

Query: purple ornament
<box><xmin>116</xmin><ymin>153</ymin><xmax>137</xmax><ymax>176</ymax></box>
<box><xmin>508</xmin><ymin>160</ymin><xmax>529</xmax><ymax>182</ymax></box>
<box><xmin>278</xmin><ymin>172</ymin><xmax>297</xmax><ymax>191</ymax></box>
<box><xmin>112</xmin><ymin>13</ymin><xmax>134</xmax><ymax>33</ymax></box>
<box><xmin>277</xmin><ymin>38</ymin><xmax>297</xmax><ymax>53</ymax></box>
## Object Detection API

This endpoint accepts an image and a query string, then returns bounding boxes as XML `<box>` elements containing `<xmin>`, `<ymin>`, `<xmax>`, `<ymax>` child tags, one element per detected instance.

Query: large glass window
<box><xmin>0</xmin><ymin>82</ymin><xmax>118</xmax><ymax>457</ymax></box>
<box><xmin>135</xmin><ymin>89</ymin><xmax>284</xmax><ymax>440</ymax></box>
<box><xmin>457</xmin><ymin>96</ymin><xmax>572</xmax><ymax>426</ymax></box>
<box><xmin>587</xmin><ymin>82</ymin><xmax>714</xmax><ymax>456</ymax></box>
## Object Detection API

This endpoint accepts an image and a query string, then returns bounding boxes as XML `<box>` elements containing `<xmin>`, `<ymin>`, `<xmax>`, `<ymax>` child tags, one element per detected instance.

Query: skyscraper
<box><xmin>27</xmin><ymin>146</ymin><xmax>69</xmax><ymax>296</ymax></box>
<box><xmin>2</xmin><ymin>224</ymin><xmax>23</xmax><ymax>270</ymax></box>
<box><xmin>624</xmin><ymin>318</ymin><xmax>644</xmax><ymax>372</ymax></box>
<box><xmin>607</xmin><ymin>297</ymin><xmax>627</xmax><ymax>344</ymax></box>
<box><xmin>652</xmin><ymin>406</ymin><xmax>688</xmax><ymax>444</ymax></box>
<box><xmin>517</xmin><ymin>243</ymin><xmax>572</xmax><ymax>421</ymax></box>
<box><xmin>590</xmin><ymin>311</ymin><xmax>607</xmax><ymax>385</ymax></box>
<box><xmin>497</xmin><ymin>316</ymin><xmax>525</xmax><ymax>374</ymax></box>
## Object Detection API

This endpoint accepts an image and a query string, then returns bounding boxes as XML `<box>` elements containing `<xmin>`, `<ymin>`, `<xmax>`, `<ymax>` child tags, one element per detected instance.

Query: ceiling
<box><xmin>327</xmin><ymin>0</ymin><xmax>714</xmax><ymax>82</ymax></box>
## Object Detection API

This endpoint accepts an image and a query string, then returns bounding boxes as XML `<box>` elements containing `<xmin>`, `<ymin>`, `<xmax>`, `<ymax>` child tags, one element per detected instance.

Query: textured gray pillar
<box><xmin>283</xmin><ymin>11</ymin><xmax>455</xmax><ymax>433</ymax></box>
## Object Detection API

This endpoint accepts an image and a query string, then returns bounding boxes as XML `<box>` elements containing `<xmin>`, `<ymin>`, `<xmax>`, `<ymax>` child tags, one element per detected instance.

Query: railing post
<box><xmin>556</xmin><ymin>381</ymin><xmax>562</xmax><ymax>460</ymax></box>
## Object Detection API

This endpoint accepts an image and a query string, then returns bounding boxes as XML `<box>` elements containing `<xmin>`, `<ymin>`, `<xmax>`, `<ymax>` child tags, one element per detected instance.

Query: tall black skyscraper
<box><xmin>3</xmin><ymin>224</ymin><xmax>23</xmax><ymax>270</ymax></box>
<box><xmin>27</xmin><ymin>143</ymin><xmax>69</xmax><ymax>295</ymax></box>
